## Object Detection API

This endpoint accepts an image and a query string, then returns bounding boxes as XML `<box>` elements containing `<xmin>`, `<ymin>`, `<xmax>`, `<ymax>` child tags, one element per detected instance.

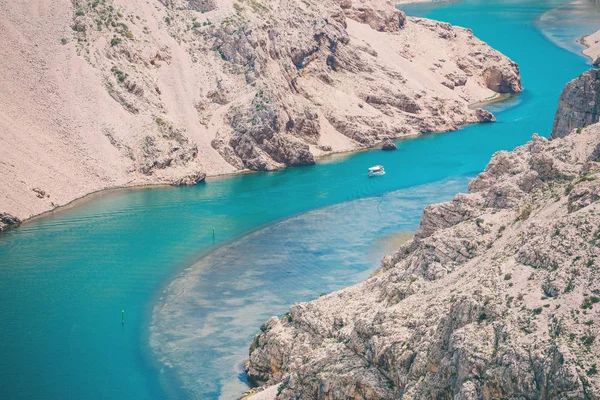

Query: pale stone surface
<box><xmin>0</xmin><ymin>0</ymin><xmax>520</xmax><ymax>221</ymax></box>
<box><xmin>582</xmin><ymin>29</ymin><xmax>600</xmax><ymax>65</ymax></box>
<box><xmin>0</xmin><ymin>213</ymin><xmax>20</xmax><ymax>232</ymax></box>
<box><xmin>552</xmin><ymin>69</ymin><xmax>600</xmax><ymax>139</ymax></box>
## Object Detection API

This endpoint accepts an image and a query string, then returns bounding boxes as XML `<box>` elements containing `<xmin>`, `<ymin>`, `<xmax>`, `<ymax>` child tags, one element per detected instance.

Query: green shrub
<box><xmin>588</xmin><ymin>364</ymin><xmax>598</xmax><ymax>376</ymax></box>
<box><xmin>564</xmin><ymin>278</ymin><xmax>575</xmax><ymax>293</ymax></box>
<box><xmin>582</xmin><ymin>334</ymin><xmax>595</xmax><ymax>347</ymax></box>
<box><xmin>477</xmin><ymin>312</ymin><xmax>487</xmax><ymax>323</ymax></box>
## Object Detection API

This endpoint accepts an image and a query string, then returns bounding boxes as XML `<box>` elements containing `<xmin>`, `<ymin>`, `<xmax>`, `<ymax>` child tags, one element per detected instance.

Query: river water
<box><xmin>0</xmin><ymin>0</ymin><xmax>595</xmax><ymax>399</ymax></box>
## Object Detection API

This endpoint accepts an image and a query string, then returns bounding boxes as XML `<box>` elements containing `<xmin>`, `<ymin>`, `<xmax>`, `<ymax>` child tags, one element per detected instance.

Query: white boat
<box><xmin>368</xmin><ymin>165</ymin><xmax>385</xmax><ymax>177</ymax></box>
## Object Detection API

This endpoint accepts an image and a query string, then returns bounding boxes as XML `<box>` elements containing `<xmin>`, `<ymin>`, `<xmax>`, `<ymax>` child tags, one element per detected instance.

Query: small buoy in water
<box><xmin>122</xmin><ymin>309</ymin><xmax>125</xmax><ymax>324</ymax></box>
<box><xmin>212</xmin><ymin>227</ymin><xmax>215</xmax><ymax>239</ymax></box>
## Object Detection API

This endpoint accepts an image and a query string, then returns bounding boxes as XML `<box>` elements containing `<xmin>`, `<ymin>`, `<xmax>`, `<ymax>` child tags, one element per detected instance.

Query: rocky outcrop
<box><xmin>482</xmin><ymin>65</ymin><xmax>522</xmax><ymax>93</ymax></box>
<box><xmin>335</xmin><ymin>0</ymin><xmax>406</xmax><ymax>32</ymax></box>
<box><xmin>0</xmin><ymin>213</ymin><xmax>21</xmax><ymax>232</ymax></box>
<box><xmin>381</xmin><ymin>139</ymin><xmax>397</xmax><ymax>151</ymax></box>
<box><xmin>225</xmin><ymin>92</ymin><xmax>316</xmax><ymax>170</ymax></box>
<box><xmin>552</xmin><ymin>69</ymin><xmax>600</xmax><ymax>139</ymax></box>
<box><xmin>246</xmin><ymin>111</ymin><xmax>600</xmax><ymax>397</ymax></box>
<box><xmin>475</xmin><ymin>108</ymin><xmax>496</xmax><ymax>122</ymax></box>
<box><xmin>171</xmin><ymin>171</ymin><xmax>206</xmax><ymax>186</ymax></box>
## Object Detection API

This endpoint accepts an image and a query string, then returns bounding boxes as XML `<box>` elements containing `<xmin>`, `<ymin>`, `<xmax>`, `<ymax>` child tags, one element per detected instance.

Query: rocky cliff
<box><xmin>0</xmin><ymin>213</ymin><xmax>20</xmax><ymax>232</ymax></box>
<box><xmin>246</xmin><ymin>80</ymin><xmax>600</xmax><ymax>399</ymax></box>
<box><xmin>552</xmin><ymin>69</ymin><xmax>600</xmax><ymax>139</ymax></box>
<box><xmin>0</xmin><ymin>0</ymin><xmax>520</xmax><ymax>224</ymax></box>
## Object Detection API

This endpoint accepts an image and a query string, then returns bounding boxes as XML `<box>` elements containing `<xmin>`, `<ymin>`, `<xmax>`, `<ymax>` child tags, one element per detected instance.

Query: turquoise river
<box><xmin>0</xmin><ymin>0</ymin><xmax>597</xmax><ymax>399</ymax></box>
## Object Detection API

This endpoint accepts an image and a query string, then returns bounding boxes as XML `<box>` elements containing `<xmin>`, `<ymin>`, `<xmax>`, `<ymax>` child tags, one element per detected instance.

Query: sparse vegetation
<box><xmin>581</xmin><ymin>296</ymin><xmax>600</xmax><ymax>310</ymax></box>
<box><xmin>516</xmin><ymin>204</ymin><xmax>532</xmax><ymax>221</ymax></box>
<box><xmin>582</xmin><ymin>334</ymin><xmax>596</xmax><ymax>348</ymax></box>
<box><xmin>565</xmin><ymin>278</ymin><xmax>575</xmax><ymax>293</ymax></box>
<box><xmin>477</xmin><ymin>312</ymin><xmax>487</xmax><ymax>323</ymax></box>
<box><xmin>111</xmin><ymin>66</ymin><xmax>127</xmax><ymax>83</ymax></box>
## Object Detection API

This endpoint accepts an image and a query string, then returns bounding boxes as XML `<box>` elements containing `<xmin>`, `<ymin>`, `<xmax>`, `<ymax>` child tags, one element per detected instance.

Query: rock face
<box><xmin>0</xmin><ymin>0</ymin><xmax>520</xmax><ymax>222</ymax></box>
<box><xmin>171</xmin><ymin>171</ymin><xmax>207</xmax><ymax>186</ymax></box>
<box><xmin>0</xmin><ymin>213</ymin><xmax>21</xmax><ymax>232</ymax></box>
<box><xmin>475</xmin><ymin>107</ymin><xmax>496</xmax><ymax>123</ymax></box>
<box><xmin>552</xmin><ymin>69</ymin><xmax>600</xmax><ymax>139</ymax></box>
<box><xmin>246</xmin><ymin>104</ymin><xmax>600</xmax><ymax>398</ymax></box>
<box><xmin>381</xmin><ymin>139</ymin><xmax>397</xmax><ymax>151</ymax></box>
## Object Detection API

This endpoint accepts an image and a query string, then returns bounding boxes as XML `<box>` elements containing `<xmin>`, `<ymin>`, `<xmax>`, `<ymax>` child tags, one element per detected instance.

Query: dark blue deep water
<box><xmin>0</xmin><ymin>0</ymin><xmax>595</xmax><ymax>399</ymax></box>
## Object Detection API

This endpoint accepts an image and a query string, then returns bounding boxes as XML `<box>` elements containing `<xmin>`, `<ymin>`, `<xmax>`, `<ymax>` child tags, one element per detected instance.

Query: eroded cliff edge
<box><xmin>246</xmin><ymin>71</ymin><xmax>600</xmax><ymax>399</ymax></box>
<box><xmin>0</xmin><ymin>0</ymin><xmax>520</xmax><ymax>227</ymax></box>
<box><xmin>552</xmin><ymin>69</ymin><xmax>600</xmax><ymax>139</ymax></box>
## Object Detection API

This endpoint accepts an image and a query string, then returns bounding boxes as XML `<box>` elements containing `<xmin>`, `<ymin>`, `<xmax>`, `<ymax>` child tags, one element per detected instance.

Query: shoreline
<box><xmin>536</xmin><ymin>0</ymin><xmax>600</xmax><ymax>63</ymax></box>
<box><xmin>7</xmin><ymin>105</ymin><xmax>499</xmax><ymax>232</ymax></box>
<box><xmin>0</xmin><ymin>1</ymin><xmax>594</xmax><ymax>400</ymax></box>
<box><xmin>581</xmin><ymin>29</ymin><xmax>600</xmax><ymax>63</ymax></box>
<box><xmin>1</xmin><ymin>0</ymin><xmax>524</xmax><ymax>232</ymax></box>
<box><xmin>148</xmin><ymin>178</ymin><xmax>465</xmax><ymax>399</ymax></box>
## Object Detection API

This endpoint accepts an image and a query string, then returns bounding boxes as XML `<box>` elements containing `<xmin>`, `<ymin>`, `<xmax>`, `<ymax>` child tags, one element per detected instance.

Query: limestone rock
<box><xmin>482</xmin><ymin>64</ymin><xmax>522</xmax><ymax>93</ymax></box>
<box><xmin>335</xmin><ymin>0</ymin><xmax>407</xmax><ymax>32</ymax></box>
<box><xmin>552</xmin><ymin>69</ymin><xmax>600</xmax><ymax>139</ymax></box>
<box><xmin>0</xmin><ymin>213</ymin><xmax>21</xmax><ymax>232</ymax></box>
<box><xmin>171</xmin><ymin>171</ymin><xmax>206</xmax><ymax>186</ymax></box>
<box><xmin>381</xmin><ymin>139</ymin><xmax>397</xmax><ymax>151</ymax></box>
<box><xmin>475</xmin><ymin>108</ymin><xmax>495</xmax><ymax>122</ymax></box>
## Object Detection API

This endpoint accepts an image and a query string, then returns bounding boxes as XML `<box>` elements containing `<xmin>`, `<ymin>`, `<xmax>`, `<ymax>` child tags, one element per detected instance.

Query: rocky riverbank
<box><xmin>582</xmin><ymin>29</ymin><xmax>600</xmax><ymax>64</ymax></box>
<box><xmin>0</xmin><ymin>0</ymin><xmax>520</xmax><ymax>226</ymax></box>
<box><xmin>245</xmin><ymin>70</ymin><xmax>600</xmax><ymax>399</ymax></box>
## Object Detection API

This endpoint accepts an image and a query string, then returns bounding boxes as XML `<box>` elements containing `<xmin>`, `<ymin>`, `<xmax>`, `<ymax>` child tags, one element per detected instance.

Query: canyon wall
<box><xmin>552</xmin><ymin>69</ymin><xmax>600</xmax><ymax>139</ymax></box>
<box><xmin>0</xmin><ymin>0</ymin><xmax>520</xmax><ymax>226</ymax></box>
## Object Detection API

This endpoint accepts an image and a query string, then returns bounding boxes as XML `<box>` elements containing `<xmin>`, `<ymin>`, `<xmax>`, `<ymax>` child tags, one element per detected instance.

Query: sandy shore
<box><xmin>582</xmin><ymin>29</ymin><xmax>600</xmax><ymax>62</ymax></box>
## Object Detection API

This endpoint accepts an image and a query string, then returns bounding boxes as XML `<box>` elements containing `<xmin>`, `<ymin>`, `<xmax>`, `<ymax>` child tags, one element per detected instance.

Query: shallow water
<box><xmin>151</xmin><ymin>178</ymin><xmax>469</xmax><ymax>398</ymax></box>
<box><xmin>0</xmin><ymin>0</ymin><xmax>594</xmax><ymax>399</ymax></box>
<box><xmin>537</xmin><ymin>0</ymin><xmax>600</xmax><ymax>56</ymax></box>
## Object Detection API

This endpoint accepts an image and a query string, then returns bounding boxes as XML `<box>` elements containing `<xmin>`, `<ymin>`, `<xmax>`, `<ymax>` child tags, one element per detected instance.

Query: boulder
<box><xmin>171</xmin><ymin>171</ymin><xmax>206</xmax><ymax>186</ymax></box>
<box><xmin>0</xmin><ymin>212</ymin><xmax>21</xmax><ymax>232</ymax></box>
<box><xmin>381</xmin><ymin>139</ymin><xmax>397</xmax><ymax>150</ymax></box>
<box><xmin>475</xmin><ymin>108</ymin><xmax>496</xmax><ymax>122</ymax></box>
